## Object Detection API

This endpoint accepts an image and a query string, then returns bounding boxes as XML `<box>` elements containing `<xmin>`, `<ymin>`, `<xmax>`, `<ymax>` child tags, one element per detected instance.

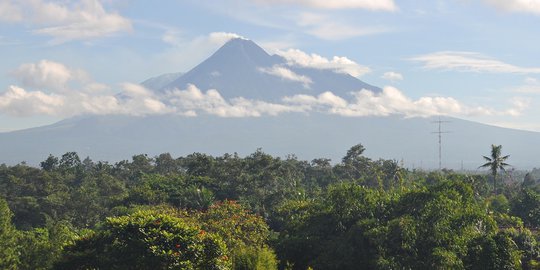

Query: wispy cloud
<box><xmin>296</xmin><ymin>12</ymin><xmax>390</xmax><ymax>40</ymax></box>
<box><xmin>482</xmin><ymin>0</ymin><xmax>540</xmax><ymax>15</ymax></box>
<box><xmin>193</xmin><ymin>2</ymin><xmax>392</xmax><ymax>41</ymax></box>
<box><xmin>512</xmin><ymin>77</ymin><xmax>540</xmax><ymax>94</ymax></box>
<box><xmin>250</xmin><ymin>0</ymin><xmax>398</xmax><ymax>11</ymax></box>
<box><xmin>277</xmin><ymin>48</ymin><xmax>371</xmax><ymax>77</ymax></box>
<box><xmin>155</xmin><ymin>32</ymin><xmax>248</xmax><ymax>72</ymax></box>
<box><xmin>381</xmin><ymin>71</ymin><xmax>403</xmax><ymax>81</ymax></box>
<box><xmin>258</xmin><ymin>65</ymin><xmax>313</xmax><ymax>88</ymax></box>
<box><xmin>0</xmin><ymin>0</ymin><xmax>132</xmax><ymax>44</ymax></box>
<box><xmin>410</xmin><ymin>51</ymin><xmax>540</xmax><ymax>74</ymax></box>
<box><xmin>0</xmin><ymin>0</ymin><xmax>22</xmax><ymax>22</ymax></box>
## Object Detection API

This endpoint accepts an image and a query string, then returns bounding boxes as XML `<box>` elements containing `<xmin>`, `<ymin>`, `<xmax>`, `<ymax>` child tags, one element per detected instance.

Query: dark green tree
<box><xmin>40</xmin><ymin>154</ymin><xmax>59</xmax><ymax>172</ymax></box>
<box><xmin>55</xmin><ymin>210</ymin><xmax>230</xmax><ymax>270</ymax></box>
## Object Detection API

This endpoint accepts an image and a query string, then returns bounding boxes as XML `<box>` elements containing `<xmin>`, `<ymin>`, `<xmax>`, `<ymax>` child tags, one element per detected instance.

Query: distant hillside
<box><xmin>1</xmin><ymin>113</ymin><xmax>539</xmax><ymax>169</ymax></box>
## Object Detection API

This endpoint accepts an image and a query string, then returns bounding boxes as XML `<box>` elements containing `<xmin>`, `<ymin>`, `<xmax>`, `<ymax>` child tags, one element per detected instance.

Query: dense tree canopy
<box><xmin>0</xmin><ymin>144</ymin><xmax>539</xmax><ymax>269</ymax></box>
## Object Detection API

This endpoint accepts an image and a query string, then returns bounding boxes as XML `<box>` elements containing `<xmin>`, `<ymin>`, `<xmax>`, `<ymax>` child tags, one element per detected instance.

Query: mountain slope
<box><xmin>1</xmin><ymin>113</ymin><xmax>539</xmax><ymax>169</ymax></box>
<box><xmin>141</xmin><ymin>72</ymin><xmax>183</xmax><ymax>90</ymax></box>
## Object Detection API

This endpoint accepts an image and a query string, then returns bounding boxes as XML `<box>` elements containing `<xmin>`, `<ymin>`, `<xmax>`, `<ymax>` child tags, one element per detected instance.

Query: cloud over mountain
<box><xmin>277</xmin><ymin>48</ymin><xmax>371</xmax><ymax>77</ymax></box>
<box><xmin>0</xmin><ymin>59</ymin><xmax>526</xmax><ymax>119</ymax></box>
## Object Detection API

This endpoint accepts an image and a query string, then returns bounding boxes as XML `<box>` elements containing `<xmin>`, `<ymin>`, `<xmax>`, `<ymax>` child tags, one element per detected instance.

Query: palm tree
<box><xmin>479</xmin><ymin>144</ymin><xmax>510</xmax><ymax>194</ymax></box>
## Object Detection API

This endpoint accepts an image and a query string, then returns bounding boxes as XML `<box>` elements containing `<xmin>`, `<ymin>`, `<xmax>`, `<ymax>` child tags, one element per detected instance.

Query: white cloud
<box><xmin>258</xmin><ymin>65</ymin><xmax>313</xmax><ymax>88</ymax></box>
<box><xmin>0</xmin><ymin>0</ymin><xmax>22</xmax><ymax>22</ymax></box>
<box><xmin>277</xmin><ymin>48</ymin><xmax>371</xmax><ymax>77</ymax></box>
<box><xmin>162</xmin><ymin>31</ymin><xmax>246</xmax><ymax>48</ymax></box>
<box><xmin>250</xmin><ymin>0</ymin><xmax>398</xmax><ymax>11</ymax></box>
<box><xmin>4</xmin><ymin>0</ymin><xmax>131</xmax><ymax>44</ymax></box>
<box><xmin>297</xmin><ymin>12</ymin><xmax>390</xmax><ymax>40</ymax></box>
<box><xmin>284</xmin><ymin>87</ymin><xmax>525</xmax><ymax>118</ymax></box>
<box><xmin>483</xmin><ymin>0</ymin><xmax>540</xmax><ymax>15</ymax></box>
<box><xmin>410</xmin><ymin>51</ymin><xmax>540</xmax><ymax>74</ymax></box>
<box><xmin>11</xmin><ymin>60</ymin><xmax>89</xmax><ymax>91</ymax></box>
<box><xmin>0</xmin><ymin>86</ymin><xmax>64</xmax><ymax>117</ymax></box>
<box><xmin>0</xmin><ymin>82</ymin><xmax>527</xmax><ymax>120</ymax></box>
<box><xmin>32</xmin><ymin>0</ymin><xmax>132</xmax><ymax>44</ymax></box>
<box><xmin>165</xmin><ymin>84</ymin><xmax>303</xmax><ymax>117</ymax></box>
<box><xmin>503</xmin><ymin>97</ymin><xmax>530</xmax><ymax>116</ymax></box>
<box><xmin>512</xmin><ymin>77</ymin><xmax>540</xmax><ymax>94</ymax></box>
<box><xmin>382</xmin><ymin>71</ymin><xmax>404</xmax><ymax>81</ymax></box>
<box><xmin>525</xmin><ymin>77</ymin><xmax>538</xmax><ymax>84</ymax></box>
<box><xmin>0</xmin><ymin>83</ymin><xmax>175</xmax><ymax>118</ymax></box>
<box><xmin>162</xmin><ymin>29</ymin><xmax>183</xmax><ymax>46</ymax></box>
<box><xmin>207</xmin><ymin>32</ymin><xmax>247</xmax><ymax>44</ymax></box>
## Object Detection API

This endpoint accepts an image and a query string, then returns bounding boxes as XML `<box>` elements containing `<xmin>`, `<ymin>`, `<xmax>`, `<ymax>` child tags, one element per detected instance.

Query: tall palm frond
<box><xmin>479</xmin><ymin>144</ymin><xmax>510</xmax><ymax>194</ymax></box>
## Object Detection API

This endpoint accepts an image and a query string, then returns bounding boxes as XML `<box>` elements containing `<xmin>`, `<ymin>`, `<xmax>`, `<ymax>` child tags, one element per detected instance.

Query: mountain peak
<box><xmin>161</xmin><ymin>37</ymin><xmax>380</xmax><ymax>100</ymax></box>
<box><xmin>211</xmin><ymin>38</ymin><xmax>271</xmax><ymax>64</ymax></box>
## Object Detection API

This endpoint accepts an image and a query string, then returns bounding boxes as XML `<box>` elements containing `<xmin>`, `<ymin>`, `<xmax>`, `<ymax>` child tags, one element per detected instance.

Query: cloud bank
<box><xmin>0</xmin><ymin>60</ymin><xmax>526</xmax><ymax>120</ymax></box>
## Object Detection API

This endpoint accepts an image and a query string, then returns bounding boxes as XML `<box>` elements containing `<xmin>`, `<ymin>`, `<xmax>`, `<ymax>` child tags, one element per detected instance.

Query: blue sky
<box><xmin>1</xmin><ymin>0</ymin><xmax>540</xmax><ymax>132</ymax></box>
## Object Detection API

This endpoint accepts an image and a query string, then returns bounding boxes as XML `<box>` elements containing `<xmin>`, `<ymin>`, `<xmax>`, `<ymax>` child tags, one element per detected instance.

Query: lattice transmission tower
<box><xmin>431</xmin><ymin>117</ymin><xmax>451</xmax><ymax>170</ymax></box>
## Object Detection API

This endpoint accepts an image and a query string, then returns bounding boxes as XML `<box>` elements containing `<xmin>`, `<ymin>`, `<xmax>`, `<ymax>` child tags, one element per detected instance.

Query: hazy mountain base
<box><xmin>1</xmin><ymin>113</ymin><xmax>539</xmax><ymax>169</ymax></box>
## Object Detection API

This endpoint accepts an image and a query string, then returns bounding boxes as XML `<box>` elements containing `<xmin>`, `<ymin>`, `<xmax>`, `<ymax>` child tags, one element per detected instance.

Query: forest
<box><xmin>1</xmin><ymin>144</ymin><xmax>540</xmax><ymax>269</ymax></box>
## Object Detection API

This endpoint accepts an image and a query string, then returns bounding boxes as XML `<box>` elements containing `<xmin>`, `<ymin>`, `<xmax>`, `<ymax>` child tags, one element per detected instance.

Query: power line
<box><xmin>431</xmin><ymin>116</ymin><xmax>451</xmax><ymax>170</ymax></box>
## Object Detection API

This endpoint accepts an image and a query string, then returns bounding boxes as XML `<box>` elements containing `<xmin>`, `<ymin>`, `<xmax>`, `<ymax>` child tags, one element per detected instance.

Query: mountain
<box><xmin>160</xmin><ymin>38</ymin><xmax>380</xmax><ymax>100</ymax></box>
<box><xmin>1</xmin><ymin>38</ymin><xmax>539</xmax><ymax>169</ymax></box>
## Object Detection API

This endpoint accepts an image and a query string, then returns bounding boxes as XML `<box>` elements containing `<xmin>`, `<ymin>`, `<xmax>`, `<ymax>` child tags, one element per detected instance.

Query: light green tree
<box><xmin>0</xmin><ymin>198</ymin><xmax>19</xmax><ymax>269</ymax></box>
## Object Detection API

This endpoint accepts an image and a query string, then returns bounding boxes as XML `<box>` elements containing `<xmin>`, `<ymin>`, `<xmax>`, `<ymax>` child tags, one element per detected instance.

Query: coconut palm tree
<box><xmin>480</xmin><ymin>144</ymin><xmax>510</xmax><ymax>194</ymax></box>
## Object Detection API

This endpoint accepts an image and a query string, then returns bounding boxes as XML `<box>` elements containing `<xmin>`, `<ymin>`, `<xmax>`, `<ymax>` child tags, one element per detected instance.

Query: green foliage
<box><xmin>1</xmin><ymin>147</ymin><xmax>539</xmax><ymax>269</ymax></box>
<box><xmin>16</xmin><ymin>222</ymin><xmax>77</xmax><ymax>270</ymax></box>
<box><xmin>487</xmin><ymin>194</ymin><xmax>511</xmax><ymax>214</ymax></box>
<box><xmin>465</xmin><ymin>232</ymin><xmax>522</xmax><ymax>270</ymax></box>
<box><xmin>233</xmin><ymin>246</ymin><xmax>278</xmax><ymax>270</ymax></box>
<box><xmin>0</xmin><ymin>197</ymin><xmax>19</xmax><ymax>269</ymax></box>
<box><xmin>511</xmin><ymin>188</ymin><xmax>540</xmax><ymax>228</ymax></box>
<box><xmin>275</xmin><ymin>180</ymin><xmax>507</xmax><ymax>270</ymax></box>
<box><xmin>195</xmin><ymin>200</ymin><xmax>278</xmax><ymax>270</ymax></box>
<box><xmin>197</xmin><ymin>200</ymin><xmax>270</xmax><ymax>250</ymax></box>
<box><xmin>55</xmin><ymin>210</ymin><xmax>230</xmax><ymax>270</ymax></box>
